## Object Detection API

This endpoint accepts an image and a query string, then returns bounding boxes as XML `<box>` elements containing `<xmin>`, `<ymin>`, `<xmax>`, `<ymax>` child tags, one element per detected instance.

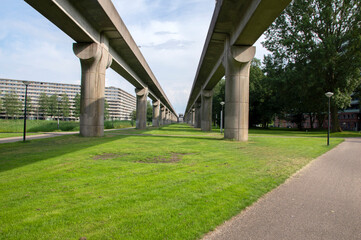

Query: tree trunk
<box><xmin>309</xmin><ymin>113</ymin><xmax>314</xmax><ymax>129</ymax></box>
<box><xmin>331</xmin><ymin>104</ymin><xmax>341</xmax><ymax>132</ymax></box>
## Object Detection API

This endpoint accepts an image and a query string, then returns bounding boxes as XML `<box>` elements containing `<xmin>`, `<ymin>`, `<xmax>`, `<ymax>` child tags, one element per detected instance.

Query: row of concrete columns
<box><xmin>135</xmin><ymin>89</ymin><xmax>177</xmax><ymax>129</ymax></box>
<box><xmin>73</xmin><ymin>42</ymin><xmax>176</xmax><ymax>137</ymax></box>
<box><xmin>185</xmin><ymin>42</ymin><xmax>255</xmax><ymax>142</ymax></box>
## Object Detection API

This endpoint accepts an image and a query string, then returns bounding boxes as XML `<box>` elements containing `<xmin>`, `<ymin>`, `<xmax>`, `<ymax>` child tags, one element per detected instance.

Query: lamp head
<box><xmin>220</xmin><ymin>101</ymin><xmax>225</xmax><ymax>106</ymax></box>
<box><xmin>325</xmin><ymin>92</ymin><xmax>334</xmax><ymax>98</ymax></box>
<box><xmin>23</xmin><ymin>81</ymin><xmax>30</xmax><ymax>86</ymax></box>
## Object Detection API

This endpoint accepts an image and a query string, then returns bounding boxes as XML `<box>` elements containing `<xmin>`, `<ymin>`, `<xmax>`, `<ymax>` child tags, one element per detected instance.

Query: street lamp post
<box><xmin>23</xmin><ymin>81</ymin><xmax>30</xmax><ymax>142</ymax></box>
<box><xmin>220</xmin><ymin>101</ymin><xmax>225</xmax><ymax>134</ymax></box>
<box><xmin>325</xmin><ymin>92</ymin><xmax>334</xmax><ymax>146</ymax></box>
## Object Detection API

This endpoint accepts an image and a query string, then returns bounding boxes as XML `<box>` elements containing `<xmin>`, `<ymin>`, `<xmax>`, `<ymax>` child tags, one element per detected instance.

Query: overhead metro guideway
<box><xmin>184</xmin><ymin>0</ymin><xmax>291</xmax><ymax>141</ymax></box>
<box><xmin>24</xmin><ymin>0</ymin><xmax>177</xmax><ymax>135</ymax></box>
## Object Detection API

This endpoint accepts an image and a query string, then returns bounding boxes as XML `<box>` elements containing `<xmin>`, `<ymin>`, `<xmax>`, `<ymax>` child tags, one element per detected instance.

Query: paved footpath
<box><xmin>203</xmin><ymin>138</ymin><xmax>361</xmax><ymax>240</ymax></box>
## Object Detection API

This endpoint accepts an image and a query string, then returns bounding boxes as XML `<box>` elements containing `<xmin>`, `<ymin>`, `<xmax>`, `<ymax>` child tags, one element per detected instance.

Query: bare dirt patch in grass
<box><xmin>138</xmin><ymin>152</ymin><xmax>194</xmax><ymax>164</ymax></box>
<box><xmin>93</xmin><ymin>153</ymin><xmax>129</xmax><ymax>160</ymax></box>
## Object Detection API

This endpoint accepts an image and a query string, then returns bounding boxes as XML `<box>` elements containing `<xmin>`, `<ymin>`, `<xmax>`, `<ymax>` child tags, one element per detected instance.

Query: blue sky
<box><xmin>0</xmin><ymin>0</ymin><xmax>268</xmax><ymax>114</ymax></box>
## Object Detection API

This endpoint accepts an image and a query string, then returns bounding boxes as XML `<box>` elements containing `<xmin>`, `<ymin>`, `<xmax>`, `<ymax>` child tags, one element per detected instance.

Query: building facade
<box><xmin>0</xmin><ymin>78</ymin><xmax>136</xmax><ymax>120</ymax></box>
<box><xmin>274</xmin><ymin>96</ymin><xmax>360</xmax><ymax>131</ymax></box>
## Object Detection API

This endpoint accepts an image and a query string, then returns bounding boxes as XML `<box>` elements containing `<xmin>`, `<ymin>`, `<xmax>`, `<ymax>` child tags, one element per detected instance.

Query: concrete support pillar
<box><xmin>152</xmin><ymin>100</ymin><xmax>160</xmax><ymax>127</ymax></box>
<box><xmin>201</xmin><ymin>89</ymin><xmax>213</xmax><ymax>131</ymax></box>
<box><xmin>160</xmin><ymin>106</ymin><xmax>165</xmax><ymax>125</ymax></box>
<box><xmin>194</xmin><ymin>103</ymin><xmax>201</xmax><ymax>128</ymax></box>
<box><xmin>192</xmin><ymin>108</ymin><xmax>196</xmax><ymax>126</ymax></box>
<box><xmin>73</xmin><ymin>42</ymin><xmax>112</xmax><ymax>137</ymax></box>
<box><xmin>222</xmin><ymin>43</ymin><xmax>255</xmax><ymax>141</ymax></box>
<box><xmin>135</xmin><ymin>87</ymin><xmax>149</xmax><ymax>129</ymax></box>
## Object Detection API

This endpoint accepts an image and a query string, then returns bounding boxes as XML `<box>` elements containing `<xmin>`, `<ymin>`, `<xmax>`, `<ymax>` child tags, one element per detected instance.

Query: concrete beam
<box><xmin>73</xmin><ymin>42</ymin><xmax>112</xmax><ymax>137</ymax></box>
<box><xmin>25</xmin><ymin>0</ymin><xmax>177</xmax><ymax>117</ymax></box>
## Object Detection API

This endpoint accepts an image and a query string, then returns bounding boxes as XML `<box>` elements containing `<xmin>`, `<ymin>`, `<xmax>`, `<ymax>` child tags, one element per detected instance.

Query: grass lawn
<box><xmin>0</xmin><ymin>133</ymin><xmax>40</xmax><ymax>139</ymax></box>
<box><xmin>0</xmin><ymin>124</ymin><xmax>343</xmax><ymax>240</ymax></box>
<box><xmin>248</xmin><ymin>127</ymin><xmax>361</xmax><ymax>138</ymax></box>
<box><xmin>0</xmin><ymin>119</ymin><xmax>133</xmax><ymax>133</ymax></box>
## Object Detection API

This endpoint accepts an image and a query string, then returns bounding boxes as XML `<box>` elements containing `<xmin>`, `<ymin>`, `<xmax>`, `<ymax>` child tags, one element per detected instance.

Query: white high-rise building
<box><xmin>0</xmin><ymin>78</ymin><xmax>136</xmax><ymax>120</ymax></box>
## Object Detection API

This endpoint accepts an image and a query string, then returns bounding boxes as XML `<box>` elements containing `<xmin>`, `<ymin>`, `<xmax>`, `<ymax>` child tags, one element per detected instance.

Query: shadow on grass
<box><xmin>0</xmin><ymin>125</ymin><xmax>222</xmax><ymax>173</ymax></box>
<box><xmin>0</xmin><ymin>134</ymin><xmax>129</xmax><ymax>173</ymax></box>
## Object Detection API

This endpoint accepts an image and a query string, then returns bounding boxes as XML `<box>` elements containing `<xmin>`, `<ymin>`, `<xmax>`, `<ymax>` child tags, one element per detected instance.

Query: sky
<box><xmin>0</xmin><ymin>0</ymin><xmax>269</xmax><ymax>114</ymax></box>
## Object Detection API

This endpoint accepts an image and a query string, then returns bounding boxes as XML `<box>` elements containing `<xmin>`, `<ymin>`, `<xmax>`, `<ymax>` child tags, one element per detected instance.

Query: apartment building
<box><xmin>0</xmin><ymin>78</ymin><xmax>136</xmax><ymax>120</ymax></box>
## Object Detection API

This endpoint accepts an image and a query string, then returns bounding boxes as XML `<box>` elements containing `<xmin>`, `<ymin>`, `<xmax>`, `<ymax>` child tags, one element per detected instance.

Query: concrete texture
<box><xmin>135</xmin><ymin>87</ymin><xmax>148</xmax><ymax>129</ymax></box>
<box><xmin>195</xmin><ymin>103</ymin><xmax>201</xmax><ymax>128</ymax></box>
<box><xmin>164</xmin><ymin>108</ymin><xmax>169</xmax><ymax>125</ymax></box>
<box><xmin>203</xmin><ymin>138</ymin><xmax>361</xmax><ymax>240</ymax></box>
<box><xmin>160</xmin><ymin>106</ymin><xmax>165</xmax><ymax>125</ymax></box>
<box><xmin>201</xmin><ymin>89</ymin><xmax>213</xmax><ymax>131</ymax></box>
<box><xmin>25</xmin><ymin>0</ymin><xmax>177</xmax><ymax>117</ymax></box>
<box><xmin>192</xmin><ymin>108</ymin><xmax>196</xmax><ymax>126</ymax></box>
<box><xmin>152</xmin><ymin>100</ymin><xmax>160</xmax><ymax>127</ymax></box>
<box><xmin>73</xmin><ymin>42</ymin><xmax>112</xmax><ymax>137</ymax></box>
<box><xmin>223</xmin><ymin>45</ymin><xmax>255</xmax><ymax>141</ymax></box>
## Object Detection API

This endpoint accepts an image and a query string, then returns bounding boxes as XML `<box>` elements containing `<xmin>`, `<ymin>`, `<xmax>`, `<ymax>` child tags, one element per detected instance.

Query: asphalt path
<box><xmin>203</xmin><ymin>138</ymin><xmax>361</xmax><ymax>240</ymax></box>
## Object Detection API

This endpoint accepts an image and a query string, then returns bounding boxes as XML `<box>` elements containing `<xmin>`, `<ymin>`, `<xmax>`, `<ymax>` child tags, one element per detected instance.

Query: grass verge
<box><xmin>0</xmin><ymin>124</ymin><xmax>343</xmax><ymax>239</ymax></box>
<box><xmin>0</xmin><ymin>133</ymin><xmax>40</xmax><ymax>139</ymax></box>
<box><xmin>0</xmin><ymin>119</ymin><xmax>133</xmax><ymax>133</ymax></box>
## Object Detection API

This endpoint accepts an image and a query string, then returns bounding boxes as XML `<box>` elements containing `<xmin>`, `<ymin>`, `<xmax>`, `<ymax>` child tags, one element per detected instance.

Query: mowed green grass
<box><xmin>248</xmin><ymin>127</ymin><xmax>361</xmax><ymax>138</ymax></box>
<box><xmin>0</xmin><ymin>119</ymin><xmax>133</xmax><ymax>133</ymax></box>
<box><xmin>0</xmin><ymin>133</ymin><xmax>40</xmax><ymax>138</ymax></box>
<box><xmin>0</xmin><ymin>124</ymin><xmax>343</xmax><ymax>240</ymax></box>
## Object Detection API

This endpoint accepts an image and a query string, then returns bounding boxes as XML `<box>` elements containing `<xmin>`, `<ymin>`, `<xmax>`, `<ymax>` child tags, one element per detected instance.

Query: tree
<box><xmin>130</xmin><ymin>110</ymin><xmax>136</xmax><ymax>126</ymax></box>
<box><xmin>73</xmin><ymin>93</ymin><xmax>81</xmax><ymax>119</ymax></box>
<box><xmin>264</xmin><ymin>0</ymin><xmax>361</xmax><ymax>131</ymax></box>
<box><xmin>48</xmin><ymin>94</ymin><xmax>58</xmax><ymax>120</ymax></box>
<box><xmin>0</xmin><ymin>92</ymin><xmax>3</xmax><ymax>112</ymax></box>
<box><xmin>104</xmin><ymin>99</ymin><xmax>109</xmax><ymax>120</ymax></box>
<box><xmin>3</xmin><ymin>91</ymin><xmax>21</xmax><ymax>119</ymax></box>
<box><xmin>249</xmin><ymin>58</ymin><xmax>279</xmax><ymax>128</ymax></box>
<box><xmin>212</xmin><ymin>59</ymin><xmax>277</xmax><ymax>128</ymax></box>
<box><xmin>38</xmin><ymin>93</ymin><xmax>49</xmax><ymax>119</ymax></box>
<box><xmin>26</xmin><ymin>96</ymin><xmax>32</xmax><ymax>118</ymax></box>
<box><xmin>212</xmin><ymin>78</ymin><xmax>225</xmax><ymax>127</ymax></box>
<box><xmin>147</xmin><ymin>100</ymin><xmax>153</xmax><ymax>124</ymax></box>
<box><xmin>60</xmin><ymin>93</ymin><xmax>70</xmax><ymax>120</ymax></box>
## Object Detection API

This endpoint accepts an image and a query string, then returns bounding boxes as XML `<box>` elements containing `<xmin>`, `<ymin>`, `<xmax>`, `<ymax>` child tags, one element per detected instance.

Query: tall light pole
<box><xmin>325</xmin><ymin>92</ymin><xmax>334</xmax><ymax>146</ymax></box>
<box><xmin>22</xmin><ymin>81</ymin><xmax>30</xmax><ymax>142</ymax></box>
<box><xmin>220</xmin><ymin>101</ymin><xmax>225</xmax><ymax>134</ymax></box>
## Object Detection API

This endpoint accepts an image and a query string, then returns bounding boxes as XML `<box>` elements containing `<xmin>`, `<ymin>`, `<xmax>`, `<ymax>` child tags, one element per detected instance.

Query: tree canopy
<box><xmin>73</xmin><ymin>93</ymin><xmax>81</xmax><ymax>118</ymax></box>
<box><xmin>263</xmin><ymin>0</ymin><xmax>361</xmax><ymax>131</ymax></box>
<box><xmin>3</xmin><ymin>91</ymin><xmax>21</xmax><ymax>119</ymax></box>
